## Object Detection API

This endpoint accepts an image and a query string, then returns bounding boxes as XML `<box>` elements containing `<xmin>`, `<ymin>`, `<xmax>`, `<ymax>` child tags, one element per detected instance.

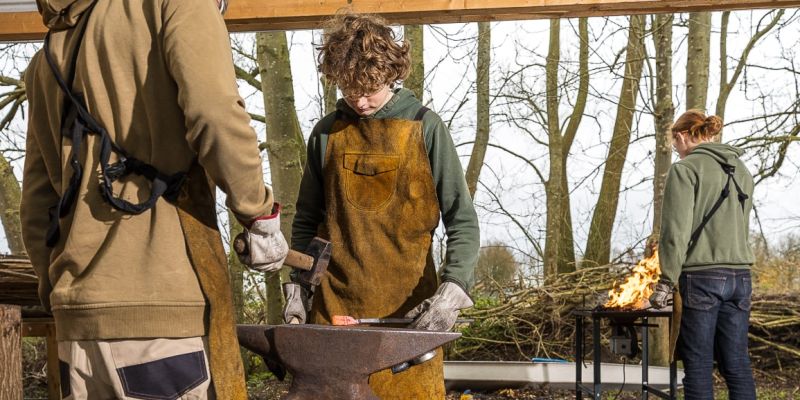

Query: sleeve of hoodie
<box><xmin>20</xmin><ymin>54</ymin><xmax>59</xmax><ymax>311</ymax></box>
<box><xmin>658</xmin><ymin>163</ymin><xmax>697</xmax><ymax>285</ymax></box>
<box><xmin>291</xmin><ymin>115</ymin><xmax>333</xmax><ymax>253</ymax></box>
<box><xmin>423</xmin><ymin>112</ymin><xmax>480</xmax><ymax>292</ymax></box>
<box><xmin>161</xmin><ymin>0</ymin><xmax>272</xmax><ymax>221</ymax></box>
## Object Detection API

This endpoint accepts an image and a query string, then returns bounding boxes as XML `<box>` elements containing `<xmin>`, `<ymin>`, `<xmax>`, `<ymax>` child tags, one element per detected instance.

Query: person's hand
<box><xmin>649</xmin><ymin>280</ymin><xmax>674</xmax><ymax>309</ymax></box>
<box><xmin>283</xmin><ymin>282</ymin><xmax>311</xmax><ymax>324</ymax></box>
<box><xmin>235</xmin><ymin>204</ymin><xmax>288</xmax><ymax>272</ymax></box>
<box><xmin>405</xmin><ymin>282</ymin><xmax>474</xmax><ymax>331</ymax></box>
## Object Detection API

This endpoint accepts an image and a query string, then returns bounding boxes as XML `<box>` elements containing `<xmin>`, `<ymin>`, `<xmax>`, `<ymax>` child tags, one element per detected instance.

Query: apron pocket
<box><xmin>116</xmin><ymin>350</ymin><xmax>208</xmax><ymax>400</ymax></box>
<box><xmin>343</xmin><ymin>153</ymin><xmax>400</xmax><ymax>210</ymax></box>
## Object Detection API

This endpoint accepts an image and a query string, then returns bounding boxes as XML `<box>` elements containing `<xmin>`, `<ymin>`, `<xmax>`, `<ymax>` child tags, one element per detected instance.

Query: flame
<box><xmin>603</xmin><ymin>247</ymin><xmax>660</xmax><ymax>310</ymax></box>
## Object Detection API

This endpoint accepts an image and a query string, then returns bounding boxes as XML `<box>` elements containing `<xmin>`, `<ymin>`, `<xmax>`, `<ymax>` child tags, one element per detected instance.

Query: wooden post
<box><xmin>0</xmin><ymin>304</ymin><xmax>22</xmax><ymax>400</ymax></box>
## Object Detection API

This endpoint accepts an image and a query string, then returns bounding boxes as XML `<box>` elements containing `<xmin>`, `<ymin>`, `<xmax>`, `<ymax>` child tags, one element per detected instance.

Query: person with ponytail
<box><xmin>649</xmin><ymin>110</ymin><xmax>756</xmax><ymax>399</ymax></box>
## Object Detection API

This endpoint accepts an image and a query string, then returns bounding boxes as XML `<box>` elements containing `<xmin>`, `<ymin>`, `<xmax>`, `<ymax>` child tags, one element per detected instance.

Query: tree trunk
<box><xmin>0</xmin><ymin>304</ymin><xmax>22</xmax><ymax>400</ymax></box>
<box><xmin>543</xmin><ymin>18</ymin><xmax>563</xmax><ymax>279</ymax></box>
<box><xmin>556</xmin><ymin>17</ymin><xmax>589</xmax><ymax>274</ymax></box>
<box><xmin>256</xmin><ymin>31</ymin><xmax>307</xmax><ymax>325</ymax></box>
<box><xmin>465</xmin><ymin>22</ymin><xmax>491</xmax><ymax>198</ymax></box>
<box><xmin>321</xmin><ymin>75</ymin><xmax>337</xmax><ymax>115</ymax></box>
<box><xmin>686</xmin><ymin>12</ymin><xmax>711</xmax><ymax>111</ymax></box>
<box><xmin>649</xmin><ymin>13</ymin><xmax>675</xmax><ymax>367</ymax></box>
<box><xmin>404</xmin><ymin>25</ymin><xmax>425</xmax><ymax>102</ymax></box>
<box><xmin>227</xmin><ymin>212</ymin><xmax>251</xmax><ymax>371</ymax></box>
<box><xmin>0</xmin><ymin>154</ymin><xmax>23</xmax><ymax>255</ymax></box>
<box><xmin>584</xmin><ymin>15</ymin><xmax>646</xmax><ymax>267</ymax></box>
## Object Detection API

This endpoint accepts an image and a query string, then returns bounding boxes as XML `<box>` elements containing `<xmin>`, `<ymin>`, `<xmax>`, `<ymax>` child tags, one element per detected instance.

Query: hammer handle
<box><xmin>234</xmin><ymin>233</ymin><xmax>313</xmax><ymax>271</ymax></box>
<box><xmin>284</xmin><ymin>249</ymin><xmax>314</xmax><ymax>271</ymax></box>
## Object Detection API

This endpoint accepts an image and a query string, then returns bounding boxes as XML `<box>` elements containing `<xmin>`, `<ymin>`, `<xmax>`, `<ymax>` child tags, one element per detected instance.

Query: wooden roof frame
<box><xmin>2</xmin><ymin>0</ymin><xmax>800</xmax><ymax>41</ymax></box>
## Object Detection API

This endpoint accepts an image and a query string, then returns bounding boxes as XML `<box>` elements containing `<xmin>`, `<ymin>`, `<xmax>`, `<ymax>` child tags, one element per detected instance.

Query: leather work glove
<box><xmin>405</xmin><ymin>282</ymin><xmax>474</xmax><ymax>331</ymax></box>
<box><xmin>236</xmin><ymin>204</ymin><xmax>288</xmax><ymax>272</ymax></box>
<box><xmin>649</xmin><ymin>280</ymin><xmax>674</xmax><ymax>309</ymax></box>
<box><xmin>283</xmin><ymin>282</ymin><xmax>311</xmax><ymax>324</ymax></box>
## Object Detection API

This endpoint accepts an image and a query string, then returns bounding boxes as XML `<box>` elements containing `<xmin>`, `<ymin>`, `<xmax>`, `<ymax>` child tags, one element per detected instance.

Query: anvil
<box><xmin>237</xmin><ymin>324</ymin><xmax>460</xmax><ymax>399</ymax></box>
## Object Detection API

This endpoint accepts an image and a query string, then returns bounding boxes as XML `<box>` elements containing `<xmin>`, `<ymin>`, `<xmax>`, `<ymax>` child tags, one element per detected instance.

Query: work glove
<box><xmin>236</xmin><ymin>204</ymin><xmax>288</xmax><ymax>272</ymax></box>
<box><xmin>649</xmin><ymin>280</ymin><xmax>674</xmax><ymax>309</ymax></box>
<box><xmin>405</xmin><ymin>282</ymin><xmax>474</xmax><ymax>331</ymax></box>
<box><xmin>282</xmin><ymin>282</ymin><xmax>311</xmax><ymax>324</ymax></box>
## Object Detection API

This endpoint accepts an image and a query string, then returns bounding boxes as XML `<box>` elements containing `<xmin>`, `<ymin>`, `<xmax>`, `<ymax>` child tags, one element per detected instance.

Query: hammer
<box><xmin>233</xmin><ymin>234</ymin><xmax>331</xmax><ymax>287</ymax></box>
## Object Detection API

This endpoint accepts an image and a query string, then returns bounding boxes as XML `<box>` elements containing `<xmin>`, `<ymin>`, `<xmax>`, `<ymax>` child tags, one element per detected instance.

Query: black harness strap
<box><xmin>414</xmin><ymin>106</ymin><xmax>430</xmax><ymax>121</ymax></box>
<box><xmin>43</xmin><ymin>8</ymin><xmax>186</xmax><ymax>248</ymax></box>
<box><xmin>686</xmin><ymin>160</ymin><xmax>749</xmax><ymax>255</ymax></box>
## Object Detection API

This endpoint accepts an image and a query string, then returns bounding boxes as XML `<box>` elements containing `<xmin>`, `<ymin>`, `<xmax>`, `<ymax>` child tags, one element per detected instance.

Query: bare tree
<box><xmin>715</xmin><ymin>9</ymin><xmax>784</xmax><ymax>139</ymax></box>
<box><xmin>256</xmin><ymin>31</ymin><xmax>307</xmax><ymax>324</ymax></box>
<box><xmin>686</xmin><ymin>12</ymin><xmax>711</xmax><ymax>111</ymax></box>
<box><xmin>465</xmin><ymin>22</ymin><xmax>491</xmax><ymax>198</ymax></box>
<box><xmin>647</xmin><ymin>13</ymin><xmax>675</xmax><ymax>367</ymax></box>
<box><xmin>584</xmin><ymin>15</ymin><xmax>646</xmax><ymax>268</ymax></box>
<box><xmin>404</xmin><ymin>25</ymin><xmax>425</xmax><ymax>101</ymax></box>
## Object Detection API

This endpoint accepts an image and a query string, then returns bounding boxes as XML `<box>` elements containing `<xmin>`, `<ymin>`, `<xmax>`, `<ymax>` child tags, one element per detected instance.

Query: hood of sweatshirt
<box><xmin>336</xmin><ymin>88</ymin><xmax>423</xmax><ymax>120</ymax></box>
<box><xmin>690</xmin><ymin>142</ymin><xmax>744</xmax><ymax>166</ymax></box>
<box><xmin>36</xmin><ymin>0</ymin><xmax>96</xmax><ymax>31</ymax></box>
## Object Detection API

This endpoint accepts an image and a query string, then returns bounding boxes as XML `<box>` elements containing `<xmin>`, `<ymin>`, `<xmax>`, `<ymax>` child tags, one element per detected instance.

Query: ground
<box><xmin>241</xmin><ymin>368</ymin><xmax>800</xmax><ymax>400</ymax></box>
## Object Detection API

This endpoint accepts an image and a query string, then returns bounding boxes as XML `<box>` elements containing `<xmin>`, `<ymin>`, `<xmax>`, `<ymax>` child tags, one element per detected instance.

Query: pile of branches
<box><xmin>748</xmin><ymin>294</ymin><xmax>800</xmax><ymax>369</ymax></box>
<box><xmin>451</xmin><ymin>267</ymin><xmax>615</xmax><ymax>361</ymax></box>
<box><xmin>452</xmin><ymin>268</ymin><xmax>800</xmax><ymax>370</ymax></box>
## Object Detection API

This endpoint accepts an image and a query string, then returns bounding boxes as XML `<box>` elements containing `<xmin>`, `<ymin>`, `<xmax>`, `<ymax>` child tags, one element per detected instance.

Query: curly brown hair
<box><xmin>317</xmin><ymin>10</ymin><xmax>411</xmax><ymax>97</ymax></box>
<box><xmin>672</xmin><ymin>109</ymin><xmax>723</xmax><ymax>139</ymax></box>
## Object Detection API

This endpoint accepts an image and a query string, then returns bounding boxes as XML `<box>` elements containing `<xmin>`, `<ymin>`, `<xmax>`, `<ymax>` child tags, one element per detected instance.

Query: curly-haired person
<box><xmin>283</xmin><ymin>11</ymin><xmax>479</xmax><ymax>399</ymax></box>
<box><xmin>650</xmin><ymin>110</ymin><xmax>756</xmax><ymax>400</ymax></box>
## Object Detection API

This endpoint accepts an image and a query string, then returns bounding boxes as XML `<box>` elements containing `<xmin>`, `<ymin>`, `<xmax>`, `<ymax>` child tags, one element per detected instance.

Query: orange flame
<box><xmin>604</xmin><ymin>248</ymin><xmax>660</xmax><ymax>310</ymax></box>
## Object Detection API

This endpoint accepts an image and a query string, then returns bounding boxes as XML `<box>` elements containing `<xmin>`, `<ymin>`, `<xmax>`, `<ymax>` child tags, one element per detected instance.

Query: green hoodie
<box><xmin>292</xmin><ymin>88</ymin><xmax>480</xmax><ymax>290</ymax></box>
<box><xmin>658</xmin><ymin>142</ymin><xmax>755</xmax><ymax>284</ymax></box>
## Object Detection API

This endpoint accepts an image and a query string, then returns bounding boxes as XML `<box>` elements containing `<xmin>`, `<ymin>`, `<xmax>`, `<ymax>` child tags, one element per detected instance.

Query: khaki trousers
<box><xmin>58</xmin><ymin>337</ymin><xmax>213</xmax><ymax>400</ymax></box>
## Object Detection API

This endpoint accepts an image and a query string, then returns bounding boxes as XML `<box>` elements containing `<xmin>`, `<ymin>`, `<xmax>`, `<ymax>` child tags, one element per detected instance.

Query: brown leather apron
<box><xmin>176</xmin><ymin>163</ymin><xmax>248</xmax><ymax>400</ymax></box>
<box><xmin>308</xmin><ymin>111</ymin><xmax>445</xmax><ymax>399</ymax></box>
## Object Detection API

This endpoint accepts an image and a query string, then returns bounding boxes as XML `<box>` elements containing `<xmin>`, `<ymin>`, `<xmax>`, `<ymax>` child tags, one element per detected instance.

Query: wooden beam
<box><xmin>2</xmin><ymin>0</ymin><xmax>800</xmax><ymax>41</ymax></box>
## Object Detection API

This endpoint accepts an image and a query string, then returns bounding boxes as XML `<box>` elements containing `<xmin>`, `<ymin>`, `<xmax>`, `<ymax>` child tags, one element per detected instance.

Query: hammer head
<box><xmin>296</xmin><ymin>237</ymin><xmax>331</xmax><ymax>287</ymax></box>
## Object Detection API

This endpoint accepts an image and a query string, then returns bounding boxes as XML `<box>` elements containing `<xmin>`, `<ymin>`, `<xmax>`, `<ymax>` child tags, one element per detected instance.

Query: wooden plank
<box><xmin>2</xmin><ymin>0</ymin><xmax>800</xmax><ymax>41</ymax></box>
<box><xmin>0</xmin><ymin>304</ymin><xmax>22</xmax><ymax>400</ymax></box>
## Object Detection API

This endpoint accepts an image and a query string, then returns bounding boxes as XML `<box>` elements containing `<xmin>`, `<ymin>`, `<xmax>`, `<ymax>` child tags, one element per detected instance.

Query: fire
<box><xmin>604</xmin><ymin>248</ymin><xmax>660</xmax><ymax>310</ymax></box>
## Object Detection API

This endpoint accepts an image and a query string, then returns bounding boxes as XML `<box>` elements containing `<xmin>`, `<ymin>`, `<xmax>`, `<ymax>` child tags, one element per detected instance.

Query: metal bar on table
<box><xmin>577</xmin><ymin>384</ymin><xmax>596</xmax><ymax>397</ymax></box>
<box><xmin>643</xmin><ymin>384</ymin><xmax>673</xmax><ymax>399</ymax></box>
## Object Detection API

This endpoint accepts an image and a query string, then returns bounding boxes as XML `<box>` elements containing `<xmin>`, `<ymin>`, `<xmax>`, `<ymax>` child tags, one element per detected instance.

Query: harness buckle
<box><xmin>106</xmin><ymin>156</ymin><xmax>129</xmax><ymax>181</ymax></box>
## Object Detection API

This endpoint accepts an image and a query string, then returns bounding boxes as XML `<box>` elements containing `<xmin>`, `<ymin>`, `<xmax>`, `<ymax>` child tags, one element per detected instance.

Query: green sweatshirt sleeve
<box><xmin>422</xmin><ymin>112</ymin><xmax>480</xmax><ymax>291</ymax></box>
<box><xmin>658</xmin><ymin>163</ymin><xmax>697</xmax><ymax>284</ymax></box>
<box><xmin>291</xmin><ymin>115</ymin><xmax>333</xmax><ymax>253</ymax></box>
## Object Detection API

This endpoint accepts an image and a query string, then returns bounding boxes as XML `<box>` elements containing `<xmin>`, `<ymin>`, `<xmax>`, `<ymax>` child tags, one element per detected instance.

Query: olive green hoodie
<box><xmin>658</xmin><ymin>143</ymin><xmax>755</xmax><ymax>284</ymax></box>
<box><xmin>292</xmin><ymin>88</ymin><xmax>480</xmax><ymax>290</ymax></box>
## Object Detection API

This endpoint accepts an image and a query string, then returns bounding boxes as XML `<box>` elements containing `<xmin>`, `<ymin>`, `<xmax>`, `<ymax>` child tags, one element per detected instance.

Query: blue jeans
<box><xmin>678</xmin><ymin>268</ymin><xmax>756</xmax><ymax>400</ymax></box>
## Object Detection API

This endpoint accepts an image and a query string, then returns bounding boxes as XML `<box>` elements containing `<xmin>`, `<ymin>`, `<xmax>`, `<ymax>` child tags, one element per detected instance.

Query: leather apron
<box><xmin>308</xmin><ymin>112</ymin><xmax>445</xmax><ymax>399</ymax></box>
<box><xmin>176</xmin><ymin>163</ymin><xmax>248</xmax><ymax>400</ymax></box>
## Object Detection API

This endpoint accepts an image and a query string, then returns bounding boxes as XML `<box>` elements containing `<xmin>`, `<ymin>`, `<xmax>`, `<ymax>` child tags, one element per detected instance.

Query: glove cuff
<box><xmin>438</xmin><ymin>281</ymin><xmax>474</xmax><ymax>310</ymax></box>
<box><xmin>249</xmin><ymin>203</ymin><xmax>282</xmax><ymax>234</ymax></box>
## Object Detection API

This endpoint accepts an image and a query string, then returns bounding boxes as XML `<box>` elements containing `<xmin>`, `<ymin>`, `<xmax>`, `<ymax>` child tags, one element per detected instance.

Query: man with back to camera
<box><xmin>21</xmin><ymin>0</ymin><xmax>286</xmax><ymax>398</ymax></box>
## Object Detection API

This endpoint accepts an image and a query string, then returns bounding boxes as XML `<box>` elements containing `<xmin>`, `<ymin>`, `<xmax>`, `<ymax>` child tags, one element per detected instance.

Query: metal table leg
<box><xmin>642</xmin><ymin>316</ymin><xmax>649</xmax><ymax>400</ymax></box>
<box><xmin>576</xmin><ymin>314</ymin><xmax>583</xmax><ymax>399</ymax></box>
<box><xmin>593</xmin><ymin>316</ymin><xmax>601</xmax><ymax>400</ymax></box>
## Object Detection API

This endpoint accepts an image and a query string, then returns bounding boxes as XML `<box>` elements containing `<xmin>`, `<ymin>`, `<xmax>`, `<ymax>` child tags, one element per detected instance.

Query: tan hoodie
<box><xmin>21</xmin><ymin>0</ymin><xmax>272</xmax><ymax>340</ymax></box>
